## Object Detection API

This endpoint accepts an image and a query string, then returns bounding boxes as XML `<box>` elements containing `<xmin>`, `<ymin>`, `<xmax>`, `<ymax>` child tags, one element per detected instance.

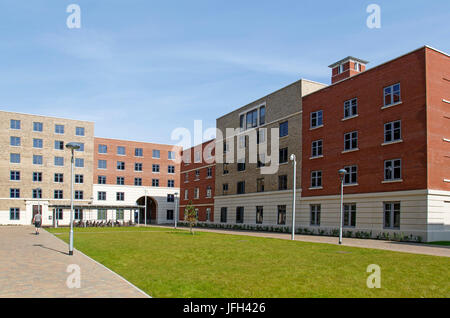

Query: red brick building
<box><xmin>300</xmin><ymin>46</ymin><xmax>450</xmax><ymax>242</ymax></box>
<box><xmin>179</xmin><ymin>140</ymin><xmax>215</xmax><ymax>222</ymax></box>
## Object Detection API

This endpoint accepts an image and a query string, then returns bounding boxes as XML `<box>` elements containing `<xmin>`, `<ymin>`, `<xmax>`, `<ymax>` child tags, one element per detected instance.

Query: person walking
<box><xmin>33</xmin><ymin>212</ymin><xmax>42</xmax><ymax>235</ymax></box>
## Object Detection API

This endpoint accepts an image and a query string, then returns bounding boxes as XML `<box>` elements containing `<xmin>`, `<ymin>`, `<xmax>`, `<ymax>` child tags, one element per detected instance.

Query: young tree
<box><xmin>184</xmin><ymin>201</ymin><xmax>198</xmax><ymax>235</ymax></box>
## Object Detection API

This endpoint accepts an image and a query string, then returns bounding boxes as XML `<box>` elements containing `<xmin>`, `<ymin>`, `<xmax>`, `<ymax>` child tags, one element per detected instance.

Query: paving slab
<box><xmin>0</xmin><ymin>226</ymin><xmax>150</xmax><ymax>298</ymax></box>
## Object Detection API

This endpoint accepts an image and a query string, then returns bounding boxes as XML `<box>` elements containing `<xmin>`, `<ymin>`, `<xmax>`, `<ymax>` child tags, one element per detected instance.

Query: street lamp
<box><xmin>338</xmin><ymin>168</ymin><xmax>347</xmax><ymax>245</ymax></box>
<box><xmin>290</xmin><ymin>154</ymin><xmax>297</xmax><ymax>241</ymax></box>
<box><xmin>66</xmin><ymin>142</ymin><xmax>80</xmax><ymax>256</ymax></box>
<box><xmin>174</xmin><ymin>192</ymin><xmax>179</xmax><ymax>229</ymax></box>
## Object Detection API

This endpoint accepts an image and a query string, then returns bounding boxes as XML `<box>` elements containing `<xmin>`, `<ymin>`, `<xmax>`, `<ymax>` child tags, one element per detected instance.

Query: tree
<box><xmin>184</xmin><ymin>201</ymin><xmax>198</xmax><ymax>235</ymax></box>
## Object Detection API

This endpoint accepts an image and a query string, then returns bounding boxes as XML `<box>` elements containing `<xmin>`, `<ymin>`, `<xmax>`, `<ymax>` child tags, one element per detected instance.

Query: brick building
<box><xmin>179</xmin><ymin>140</ymin><xmax>215</xmax><ymax>222</ymax></box>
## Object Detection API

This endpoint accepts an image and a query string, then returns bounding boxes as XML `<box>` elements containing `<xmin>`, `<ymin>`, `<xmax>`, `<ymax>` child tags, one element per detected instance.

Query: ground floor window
<box><xmin>220</xmin><ymin>207</ymin><xmax>227</xmax><ymax>223</ymax></box>
<box><xmin>343</xmin><ymin>203</ymin><xmax>356</xmax><ymax>227</ymax></box>
<box><xmin>310</xmin><ymin>204</ymin><xmax>321</xmax><ymax>226</ymax></box>
<box><xmin>74</xmin><ymin>208</ymin><xmax>83</xmax><ymax>220</ymax></box>
<box><xmin>54</xmin><ymin>208</ymin><xmax>63</xmax><ymax>220</ymax></box>
<box><xmin>384</xmin><ymin>202</ymin><xmax>400</xmax><ymax>229</ymax></box>
<box><xmin>116</xmin><ymin>209</ymin><xmax>124</xmax><ymax>220</ymax></box>
<box><xmin>256</xmin><ymin>206</ymin><xmax>263</xmax><ymax>224</ymax></box>
<box><xmin>277</xmin><ymin>205</ymin><xmax>286</xmax><ymax>225</ymax></box>
<box><xmin>206</xmin><ymin>208</ymin><xmax>211</xmax><ymax>222</ymax></box>
<box><xmin>236</xmin><ymin>207</ymin><xmax>244</xmax><ymax>224</ymax></box>
<box><xmin>167</xmin><ymin>210</ymin><xmax>174</xmax><ymax>220</ymax></box>
<box><xmin>10</xmin><ymin>208</ymin><xmax>20</xmax><ymax>220</ymax></box>
<box><xmin>98</xmin><ymin>209</ymin><xmax>107</xmax><ymax>220</ymax></box>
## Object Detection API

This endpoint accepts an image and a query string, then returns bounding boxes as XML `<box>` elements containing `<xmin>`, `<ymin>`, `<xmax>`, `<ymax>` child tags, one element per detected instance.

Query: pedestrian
<box><xmin>33</xmin><ymin>212</ymin><xmax>42</xmax><ymax>235</ymax></box>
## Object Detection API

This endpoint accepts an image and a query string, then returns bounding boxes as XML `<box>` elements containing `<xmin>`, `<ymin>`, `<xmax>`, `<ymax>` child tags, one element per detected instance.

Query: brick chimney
<box><xmin>329</xmin><ymin>57</ymin><xmax>369</xmax><ymax>84</ymax></box>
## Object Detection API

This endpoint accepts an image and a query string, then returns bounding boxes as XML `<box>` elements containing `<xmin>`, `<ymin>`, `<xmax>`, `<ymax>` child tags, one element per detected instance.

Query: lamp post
<box><xmin>66</xmin><ymin>142</ymin><xmax>80</xmax><ymax>256</ymax></box>
<box><xmin>290</xmin><ymin>154</ymin><xmax>297</xmax><ymax>241</ymax></box>
<box><xmin>174</xmin><ymin>192</ymin><xmax>178</xmax><ymax>229</ymax></box>
<box><xmin>338</xmin><ymin>168</ymin><xmax>347</xmax><ymax>245</ymax></box>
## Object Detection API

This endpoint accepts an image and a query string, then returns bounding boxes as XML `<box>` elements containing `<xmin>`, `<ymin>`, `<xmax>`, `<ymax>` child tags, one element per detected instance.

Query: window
<box><xmin>220</xmin><ymin>207</ymin><xmax>227</xmax><ymax>223</ymax></box>
<box><xmin>33</xmin><ymin>172</ymin><xmax>42</xmax><ymax>182</ymax></box>
<box><xmin>168</xmin><ymin>165</ymin><xmax>175</xmax><ymax>174</ymax></box>
<box><xmin>54</xmin><ymin>208</ymin><xmax>63</xmax><ymax>220</ymax></box>
<box><xmin>167</xmin><ymin>210</ymin><xmax>174</xmax><ymax>220</ymax></box>
<box><xmin>135</xmin><ymin>148</ymin><xmax>143</xmax><ymax>157</ymax></box>
<box><xmin>310</xmin><ymin>204</ymin><xmax>321</xmax><ymax>226</ymax></box>
<box><xmin>152</xmin><ymin>150</ymin><xmax>160</xmax><ymax>158</ymax></box>
<box><xmin>384</xmin><ymin>202</ymin><xmax>400</xmax><ymax>229</ymax></box>
<box><xmin>206</xmin><ymin>208</ymin><xmax>211</xmax><ymax>222</ymax></box>
<box><xmin>311</xmin><ymin>111</ymin><xmax>323</xmax><ymax>128</ymax></box>
<box><xmin>206</xmin><ymin>186</ymin><xmax>212</xmax><ymax>198</ymax></box>
<box><xmin>75</xmin><ymin>158</ymin><xmax>84</xmax><ymax>168</ymax></box>
<box><xmin>236</xmin><ymin>207</ymin><xmax>244</xmax><ymax>223</ymax></box>
<box><xmin>195</xmin><ymin>169</ymin><xmax>200</xmax><ymax>179</ymax></box>
<box><xmin>260</xmin><ymin>106</ymin><xmax>266</xmax><ymax>125</ymax></box>
<box><xmin>277</xmin><ymin>205</ymin><xmax>286</xmax><ymax>225</ymax></box>
<box><xmin>279</xmin><ymin>148</ymin><xmax>288</xmax><ymax>164</ymax></box>
<box><xmin>55</xmin><ymin>140</ymin><xmax>64</xmax><ymax>150</ymax></box>
<box><xmin>54</xmin><ymin>156</ymin><xmax>64</xmax><ymax>166</ymax></box>
<box><xmin>194</xmin><ymin>151</ymin><xmax>201</xmax><ymax>163</ymax></box>
<box><xmin>384</xmin><ymin>83</ymin><xmax>401</xmax><ymax>106</ymax></box>
<box><xmin>257</xmin><ymin>129</ymin><xmax>266</xmax><ymax>144</ymax></box>
<box><xmin>152</xmin><ymin>164</ymin><xmax>160</xmax><ymax>173</ymax></box>
<box><xmin>239</xmin><ymin>114</ymin><xmax>245</xmax><ymax>130</ymax></box>
<box><xmin>223</xmin><ymin>141</ymin><xmax>230</xmax><ymax>153</ymax></box>
<box><xmin>184</xmin><ymin>189</ymin><xmax>188</xmax><ymax>200</ymax></box>
<box><xmin>257</xmin><ymin>153</ymin><xmax>266</xmax><ymax>168</ymax></box>
<box><xmin>184</xmin><ymin>172</ymin><xmax>189</xmax><ymax>182</ymax></box>
<box><xmin>116</xmin><ymin>192</ymin><xmax>125</xmax><ymax>201</ymax></box>
<box><xmin>246</xmin><ymin>109</ymin><xmax>258</xmax><ymax>129</ymax></box>
<box><xmin>98</xmin><ymin>144</ymin><xmax>107</xmax><ymax>154</ymax></box>
<box><xmin>10</xmin><ymin>171</ymin><xmax>20</xmax><ymax>181</ymax></box>
<box><xmin>278</xmin><ymin>175</ymin><xmax>288</xmax><ymax>190</ymax></box>
<box><xmin>98</xmin><ymin>191</ymin><xmax>106</xmax><ymax>201</ymax></box>
<box><xmin>117</xmin><ymin>161</ymin><xmax>125</xmax><ymax>170</ymax></box>
<box><xmin>32</xmin><ymin>188</ymin><xmax>42</xmax><ymax>199</ymax></box>
<box><xmin>279</xmin><ymin>121</ymin><xmax>288</xmax><ymax>137</ymax></box>
<box><xmin>311</xmin><ymin>171</ymin><xmax>322</xmax><ymax>188</ymax></box>
<box><xmin>344</xmin><ymin>131</ymin><xmax>358</xmax><ymax>151</ymax></box>
<box><xmin>134</xmin><ymin>177</ymin><xmax>142</xmax><ymax>186</ymax></box>
<box><xmin>55</xmin><ymin>124</ymin><xmax>64</xmax><ymax>134</ymax></box>
<box><xmin>10</xmin><ymin>188</ymin><xmax>20</xmax><ymax>198</ymax></box>
<box><xmin>54</xmin><ymin>190</ymin><xmax>63</xmax><ymax>199</ymax></box>
<box><xmin>384</xmin><ymin>120</ymin><xmax>401</xmax><ymax>143</ymax></box>
<box><xmin>237</xmin><ymin>161</ymin><xmax>246</xmax><ymax>172</ymax></box>
<box><xmin>152</xmin><ymin>179</ymin><xmax>159</xmax><ymax>187</ymax></box>
<box><xmin>343</xmin><ymin>203</ymin><xmax>356</xmax><ymax>227</ymax></box>
<box><xmin>74</xmin><ymin>191</ymin><xmax>84</xmax><ymax>200</ymax></box>
<box><xmin>223</xmin><ymin>163</ymin><xmax>229</xmax><ymax>175</ymax></box>
<box><xmin>116</xmin><ymin>209</ymin><xmax>124</xmax><ymax>220</ymax></box>
<box><xmin>222</xmin><ymin>183</ymin><xmax>229</xmax><ymax>195</ymax></box>
<box><xmin>33</xmin><ymin>155</ymin><xmax>42</xmax><ymax>165</ymax></box>
<box><xmin>168</xmin><ymin>180</ymin><xmax>175</xmax><ymax>188</ymax></box>
<box><xmin>135</xmin><ymin>163</ymin><xmax>143</xmax><ymax>171</ymax></box>
<box><xmin>257</xmin><ymin>178</ymin><xmax>264</xmax><ymax>192</ymax></box>
<box><xmin>344</xmin><ymin>166</ymin><xmax>357</xmax><ymax>185</ymax></box>
<box><xmin>384</xmin><ymin>159</ymin><xmax>402</xmax><ymax>181</ymax></box>
<box><xmin>10</xmin><ymin>153</ymin><xmax>20</xmax><ymax>163</ymax></box>
<box><xmin>237</xmin><ymin>181</ymin><xmax>245</xmax><ymax>194</ymax></box>
<box><xmin>54</xmin><ymin>173</ymin><xmax>64</xmax><ymax>183</ymax></box>
<box><xmin>98</xmin><ymin>209</ymin><xmax>107</xmax><ymax>220</ymax></box>
<box><xmin>75</xmin><ymin>143</ymin><xmax>84</xmax><ymax>152</ymax></box>
<box><xmin>238</xmin><ymin>135</ymin><xmax>246</xmax><ymax>149</ymax></box>
<box><xmin>98</xmin><ymin>160</ymin><xmax>107</xmax><ymax>169</ymax></box>
<box><xmin>10</xmin><ymin>208</ymin><xmax>20</xmax><ymax>220</ymax></box>
<box><xmin>168</xmin><ymin>151</ymin><xmax>175</xmax><ymax>160</ymax></box>
<box><xmin>98</xmin><ymin>175</ymin><xmax>106</xmax><ymax>184</ymax></box>
<box><xmin>117</xmin><ymin>146</ymin><xmax>126</xmax><ymax>155</ymax></box>
<box><xmin>344</xmin><ymin>98</ymin><xmax>358</xmax><ymax>118</ymax></box>
<box><xmin>76</xmin><ymin>127</ymin><xmax>85</xmax><ymax>136</ymax></box>
<box><xmin>74</xmin><ymin>208</ymin><xmax>83</xmax><ymax>220</ymax></box>
<box><xmin>10</xmin><ymin>136</ymin><xmax>21</xmax><ymax>146</ymax></box>
<box><xmin>256</xmin><ymin>206</ymin><xmax>263</xmax><ymax>224</ymax></box>
<box><xmin>33</xmin><ymin>122</ymin><xmax>43</xmax><ymax>132</ymax></box>
<box><xmin>33</xmin><ymin>138</ymin><xmax>43</xmax><ymax>148</ymax></box>
<box><xmin>10</xmin><ymin>119</ymin><xmax>21</xmax><ymax>130</ymax></box>
<box><xmin>311</xmin><ymin>140</ymin><xmax>323</xmax><ymax>158</ymax></box>
<box><xmin>167</xmin><ymin>194</ymin><xmax>175</xmax><ymax>202</ymax></box>
<box><xmin>75</xmin><ymin>174</ymin><xmax>84</xmax><ymax>184</ymax></box>
<box><xmin>194</xmin><ymin>188</ymin><xmax>199</xmax><ymax>199</ymax></box>
<box><xmin>116</xmin><ymin>177</ymin><xmax>124</xmax><ymax>185</ymax></box>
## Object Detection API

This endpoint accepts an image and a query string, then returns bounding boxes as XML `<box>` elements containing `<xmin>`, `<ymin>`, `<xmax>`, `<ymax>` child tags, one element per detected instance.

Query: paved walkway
<box><xmin>0</xmin><ymin>226</ymin><xmax>150</xmax><ymax>298</ymax></box>
<box><xmin>160</xmin><ymin>226</ymin><xmax>450</xmax><ymax>257</ymax></box>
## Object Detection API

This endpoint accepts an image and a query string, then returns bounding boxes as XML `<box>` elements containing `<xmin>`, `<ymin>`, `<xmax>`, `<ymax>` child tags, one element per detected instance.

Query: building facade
<box><xmin>179</xmin><ymin>140</ymin><xmax>215</xmax><ymax>222</ymax></box>
<box><xmin>300</xmin><ymin>46</ymin><xmax>450</xmax><ymax>242</ymax></box>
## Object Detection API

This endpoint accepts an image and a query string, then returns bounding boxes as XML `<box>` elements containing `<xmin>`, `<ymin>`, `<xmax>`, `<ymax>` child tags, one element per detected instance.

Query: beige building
<box><xmin>213</xmin><ymin>79</ymin><xmax>326</xmax><ymax>225</ymax></box>
<box><xmin>0</xmin><ymin>111</ymin><xmax>94</xmax><ymax>226</ymax></box>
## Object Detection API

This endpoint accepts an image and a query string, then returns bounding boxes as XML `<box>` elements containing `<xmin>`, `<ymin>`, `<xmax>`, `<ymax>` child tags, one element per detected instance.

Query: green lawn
<box><xmin>47</xmin><ymin>227</ymin><xmax>449</xmax><ymax>298</ymax></box>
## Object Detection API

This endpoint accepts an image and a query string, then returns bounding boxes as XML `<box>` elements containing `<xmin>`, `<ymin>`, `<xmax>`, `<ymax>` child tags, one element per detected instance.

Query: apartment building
<box><xmin>179</xmin><ymin>140</ymin><xmax>215</xmax><ymax>222</ymax></box>
<box><xmin>0</xmin><ymin>111</ymin><xmax>94</xmax><ymax>226</ymax></box>
<box><xmin>93</xmin><ymin>137</ymin><xmax>182</xmax><ymax>224</ymax></box>
<box><xmin>213</xmin><ymin>79</ymin><xmax>326</xmax><ymax>226</ymax></box>
<box><xmin>300</xmin><ymin>46</ymin><xmax>450</xmax><ymax>242</ymax></box>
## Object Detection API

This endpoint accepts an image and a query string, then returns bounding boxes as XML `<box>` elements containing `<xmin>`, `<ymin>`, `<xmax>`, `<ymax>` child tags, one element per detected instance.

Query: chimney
<box><xmin>328</xmin><ymin>57</ymin><xmax>369</xmax><ymax>84</ymax></box>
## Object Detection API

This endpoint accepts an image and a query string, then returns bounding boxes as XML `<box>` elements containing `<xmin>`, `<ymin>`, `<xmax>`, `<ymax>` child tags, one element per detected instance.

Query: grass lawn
<box><xmin>47</xmin><ymin>226</ymin><xmax>449</xmax><ymax>298</ymax></box>
<box><xmin>426</xmin><ymin>241</ymin><xmax>450</xmax><ymax>246</ymax></box>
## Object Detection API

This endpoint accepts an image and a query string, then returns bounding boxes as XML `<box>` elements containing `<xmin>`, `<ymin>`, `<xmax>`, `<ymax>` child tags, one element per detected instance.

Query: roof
<box><xmin>328</xmin><ymin>56</ymin><xmax>370</xmax><ymax>68</ymax></box>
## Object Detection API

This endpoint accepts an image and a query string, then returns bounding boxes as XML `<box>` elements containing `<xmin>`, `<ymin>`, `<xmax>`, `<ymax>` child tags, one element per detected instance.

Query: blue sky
<box><xmin>1</xmin><ymin>0</ymin><xmax>449</xmax><ymax>145</ymax></box>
